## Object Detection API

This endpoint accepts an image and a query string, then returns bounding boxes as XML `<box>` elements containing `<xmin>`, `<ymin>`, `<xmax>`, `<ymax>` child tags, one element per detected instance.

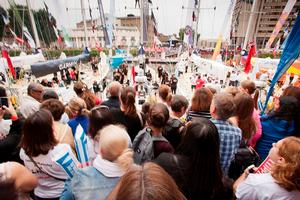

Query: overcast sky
<box><xmin>1</xmin><ymin>0</ymin><xmax>232</xmax><ymax>39</ymax></box>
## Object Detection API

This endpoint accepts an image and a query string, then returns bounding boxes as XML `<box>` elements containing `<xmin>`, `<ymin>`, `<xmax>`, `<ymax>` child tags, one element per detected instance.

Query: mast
<box><xmin>193</xmin><ymin>0</ymin><xmax>201</xmax><ymax>48</ymax></box>
<box><xmin>80</xmin><ymin>0</ymin><xmax>88</xmax><ymax>47</ymax></box>
<box><xmin>97</xmin><ymin>0</ymin><xmax>110</xmax><ymax>46</ymax></box>
<box><xmin>243</xmin><ymin>0</ymin><xmax>260</xmax><ymax>50</ymax></box>
<box><xmin>140</xmin><ymin>0</ymin><xmax>144</xmax><ymax>45</ymax></box>
<box><xmin>26</xmin><ymin>0</ymin><xmax>40</xmax><ymax>48</ymax></box>
<box><xmin>108</xmin><ymin>0</ymin><xmax>115</xmax><ymax>47</ymax></box>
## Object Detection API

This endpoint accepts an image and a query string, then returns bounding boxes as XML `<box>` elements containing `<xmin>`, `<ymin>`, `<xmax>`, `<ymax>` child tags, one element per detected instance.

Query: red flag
<box><xmin>131</xmin><ymin>65</ymin><xmax>136</xmax><ymax>84</ymax></box>
<box><xmin>244</xmin><ymin>42</ymin><xmax>256</xmax><ymax>74</ymax></box>
<box><xmin>1</xmin><ymin>50</ymin><xmax>16</xmax><ymax>79</ymax></box>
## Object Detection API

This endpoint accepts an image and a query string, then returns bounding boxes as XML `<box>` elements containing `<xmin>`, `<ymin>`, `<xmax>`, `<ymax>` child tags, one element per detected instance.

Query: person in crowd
<box><xmin>255</xmin><ymin>96</ymin><xmax>298</xmax><ymax>160</ymax></box>
<box><xmin>210</xmin><ymin>93</ymin><xmax>242</xmax><ymax>175</ymax></box>
<box><xmin>158</xmin><ymin>65</ymin><xmax>163</xmax><ymax>80</ymax></box>
<box><xmin>87</xmin><ymin>105</ymin><xmax>115</xmax><ymax>161</ymax></box>
<box><xmin>40</xmin><ymin>99</ymin><xmax>76</xmax><ymax>155</ymax></box>
<box><xmin>164</xmin><ymin>95</ymin><xmax>188</xmax><ymax>149</ymax></box>
<box><xmin>229</xmin><ymin>93</ymin><xmax>256</xmax><ymax>142</ymax></box>
<box><xmin>101</xmin><ymin>81</ymin><xmax>122</xmax><ymax>109</ymax></box>
<box><xmin>239</xmin><ymin>80</ymin><xmax>262</xmax><ymax>147</ymax></box>
<box><xmin>196</xmin><ymin>75</ymin><xmax>205</xmax><ymax>89</ymax></box>
<box><xmin>92</xmin><ymin>81</ymin><xmax>100</xmax><ymax>96</ymax></box>
<box><xmin>42</xmin><ymin>90</ymin><xmax>59</xmax><ymax>101</ymax></box>
<box><xmin>0</xmin><ymin>101</ymin><xmax>23</xmax><ymax>163</ymax></box>
<box><xmin>111</xmin><ymin>87</ymin><xmax>144</xmax><ymax>141</ymax></box>
<box><xmin>187</xmin><ymin>87</ymin><xmax>213</xmax><ymax>121</ymax></box>
<box><xmin>133</xmin><ymin>103</ymin><xmax>173</xmax><ymax>162</ymax></box>
<box><xmin>107</xmin><ymin>162</ymin><xmax>186</xmax><ymax>200</ymax></box>
<box><xmin>229</xmin><ymin>71</ymin><xmax>238</xmax><ymax>86</ymax></box>
<box><xmin>0</xmin><ymin>161</ymin><xmax>38</xmax><ymax>197</ymax></box>
<box><xmin>141</xmin><ymin>102</ymin><xmax>151</xmax><ymax>125</ymax></box>
<box><xmin>157</xmin><ymin>84</ymin><xmax>172</xmax><ymax>107</ymax></box>
<box><xmin>224</xmin><ymin>86</ymin><xmax>240</xmax><ymax>97</ymax></box>
<box><xmin>66</xmin><ymin>97</ymin><xmax>89</xmax><ymax>135</ymax></box>
<box><xmin>146</xmin><ymin>69</ymin><xmax>152</xmax><ymax>82</ymax></box>
<box><xmin>156</xmin><ymin>119</ymin><xmax>233</xmax><ymax>200</ymax></box>
<box><xmin>190</xmin><ymin>74</ymin><xmax>197</xmax><ymax>92</ymax></box>
<box><xmin>170</xmin><ymin>74</ymin><xmax>178</xmax><ymax>94</ymax></box>
<box><xmin>73</xmin><ymin>81</ymin><xmax>101</xmax><ymax>110</ymax></box>
<box><xmin>234</xmin><ymin>136</ymin><xmax>300</xmax><ymax>199</ymax></box>
<box><xmin>20</xmin><ymin>83</ymin><xmax>44</xmax><ymax>118</ymax></box>
<box><xmin>20</xmin><ymin>109</ymin><xmax>77</xmax><ymax>200</ymax></box>
<box><xmin>61</xmin><ymin>125</ymin><xmax>134</xmax><ymax>200</ymax></box>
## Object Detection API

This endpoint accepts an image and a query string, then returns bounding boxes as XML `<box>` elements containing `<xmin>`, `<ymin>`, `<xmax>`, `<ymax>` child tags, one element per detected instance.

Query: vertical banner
<box><xmin>265</xmin><ymin>0</ymin><xmax>296</xmax><ymax>49</ymax></box>
<box><xmin>212</xmin><ymin>0</ymin><xmax>236</xmax><ymax>60</ymax></box>
<box><xmin>262</xmin><ymin>11</ymin><xmax>300</xmax><ymax>113</ymax></box>
<box><xmin>244</xmin><ymin>42</ymin><xmax>256</xmax><ymax>73</ymax></box>
<box><xmin>1</xmin><ymin>50</ymin><xmax>16</xmax><ymax>79</ymax></box>
<box><xmin>74</xmin><ymin>124</ymin><xmax>90</xmax><ymax>168</ymax></box>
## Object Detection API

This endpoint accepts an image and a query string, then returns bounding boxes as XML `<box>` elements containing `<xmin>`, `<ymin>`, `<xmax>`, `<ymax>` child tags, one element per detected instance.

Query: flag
<box><xmin>23</xmin><ymin>26</ymin><xmax>36</xmax><ymax>49</ymax></box>
<box><xmin>244</xmin><ymin>42</ymin><xmax>256</xmax><ymax>73</ymax></box>
<box><xmin>95</xmin><ymin>42</ymin><xmax>103</xmax><ymax>52</ymax></box>
<box><xmin>1</xmin><ymin>14</ymin><xmax>10</xmax><ymax>25</ymax></box>
<box><xmin>1</xmin><ymin>50</ymin><xmax>16</xmax><ymax>79</ymax></box>
<box><xmin>262</xmin><ymin>10</ymin><xmax>300</xmax><ymax>113</ymax></box>
<box><xmin>192</xmin><ymin>11</ymin><xmax>196</xmax><ymax>22</ymax></box>
<box><xmin>138</xmin><ymin>45</ymin><xmax>145</xmax><ymax>55</ymax></box>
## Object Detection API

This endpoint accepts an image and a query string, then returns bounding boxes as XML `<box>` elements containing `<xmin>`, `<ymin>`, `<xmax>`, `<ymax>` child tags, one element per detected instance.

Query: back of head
<box><xmin>65</xmin><ymin>97</ymin><xmax>88</xmax><ymax>118</ymax></box>
<box><xmin>108</xmin><ymin>81</ymin><xmax>122</xmax><ymax>97</ymax></box>
<box><xmin>282</xmin><ymin>86</ymin><xmax>300</xmax><ymax>102</ymax></box>
<box><xmin>148</xmin><ymin>103</ymin><xmax>169</xmax><ymax>129</ymax></box>
<box><xmin>73</xmin><ymin>81</ymin><xmax>86</xmax><ymax>97</ymax></box>
<box><xmin>241</xmin><ymin>80</ymin><xmax>256</xmax><ymax>95</ymax></box>
<box><xmin>88</xmin><ymin>106</ymin><xmax>115</xmax><ymax>139</ymax></box>
<box><xmin>120</xmin><ymin>87</ymin><xmax>136</xmax><ymax>116</ymax></box>
<box><xmin>107</xmin><ymin>162</ymin><xmax>186</xmax><ymax>200</ymax></box>
<box><xmin>158</xmin><ymin>84</ymin><xmax>172</xmax><ymax>103</ymax></box>
<box><xmin>42</xmin><ymin>90</ymin><xmax>59</xmax><ymax>101</ymax></box>
<box><xmin>212</xmin><ymin>93</ymin><xmax>236</xmax><ymax>120</ymax></box>
<box><xmin>21</xmin><ymin>109</ymin><xmax>57</xmax><ymax>157</ymax></box>
<box><xmin>224</xmin><ymin>86</ymin><xmax>239</xmax><ymax>97</ymax></box>
<box><xmin>233</xmin><ymin>93</ymin><xmax>256</xmax><ymax>139</ymax></box>
<box><xmin>40</xmin><ymin>99</ymin><xmax>65</xmax><ymax>121</ymax></box>
<box><xmin>191</xmin><ymin>87</ymin><xmax>213</xmax><ymax>112</ymax></box>
<box><xmin>273</xmin><ymin>96</ymin><xmax>298</xmax><ymax>121</ymax></box>
<box><xmin>171</xmin><ymin>95</ymin><xmax>189</xmax><ymax>113</ymax></box>
<box><xmin>272</xmin><ymin>136</ymin><xmax>300</xmax><ymax>191</ymax></box>
<box><xmin>99</xmin><ymin>125</ymin><xmax>133</xmax><ymax>171</ymax></box>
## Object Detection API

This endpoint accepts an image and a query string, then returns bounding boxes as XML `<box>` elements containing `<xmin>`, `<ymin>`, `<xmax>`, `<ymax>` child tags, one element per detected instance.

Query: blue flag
<box><xmin>263</xmin><ymin>11</ymin><xmax>300</xmax><ymax>113</ymax></box>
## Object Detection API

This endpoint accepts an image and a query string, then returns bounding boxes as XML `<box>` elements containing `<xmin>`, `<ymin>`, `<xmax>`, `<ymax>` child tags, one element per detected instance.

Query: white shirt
<box><xmin>236</xmin><ymin>173</ymin><xmax>300</xmax><ymax>200</ymax></box>
<box><xmin>20</xmin><ymin>144</ymin><xmax>77</xmax><ymax>198</ymax></box>
<box><xmin>20</xmin><ymin>95</ymin><xmax>40</xmax><ymax>118</ymax></box>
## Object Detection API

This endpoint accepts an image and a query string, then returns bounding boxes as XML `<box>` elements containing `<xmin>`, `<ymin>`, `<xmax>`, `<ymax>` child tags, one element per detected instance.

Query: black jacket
<box><xmin>101</xmin><ymin>96</ymin><xmax>120</xmax><ymax>110</ymax></box>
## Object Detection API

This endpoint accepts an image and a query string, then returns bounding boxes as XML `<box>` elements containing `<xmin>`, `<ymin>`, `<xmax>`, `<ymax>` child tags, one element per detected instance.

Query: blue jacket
<box><xmin>255</xmin><ymin>115</ymin><xmax>295</xmax><ymax>160</ymax></box>
<box><xmin>68</xmin><ymin>116</ymin><xmax>89</xmax><ymax>136</ymax></box>
<box><xmin>60</xmin><ymin>167</ymin><xmax>119</xmax><ymax>200</ymax></box>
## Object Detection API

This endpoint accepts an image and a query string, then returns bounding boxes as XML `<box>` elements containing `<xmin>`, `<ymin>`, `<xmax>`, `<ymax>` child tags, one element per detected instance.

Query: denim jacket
<box><xmin>60</xmin><ymin>166</ymin><xmax>119</xmax><ymax>200</ymax></box>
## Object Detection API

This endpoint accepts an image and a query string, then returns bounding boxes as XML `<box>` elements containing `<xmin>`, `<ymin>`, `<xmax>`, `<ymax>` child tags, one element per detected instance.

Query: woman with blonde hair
<box><xmin>234</xmin><ymin>136</ymin><xmax>300</xmax><ymax>199</ymax></box>
<box><xmin>66</xmin><ymin>97</ymin><xmax>89</xmax><ymax>135</ymax></box>
<box><xmin>107</xmin><ymin>162</ymin><xmax>186</xmax><ymax>200</ymax></box>
<box><xmin>187</xmin><ymin>87</ymin><xmax>213</xmax><ymax>121</ymax></box>
<box><xmin>61</xmin><ymin>125</ymin><xmax>134</xmax><ymax>200</ymax></box>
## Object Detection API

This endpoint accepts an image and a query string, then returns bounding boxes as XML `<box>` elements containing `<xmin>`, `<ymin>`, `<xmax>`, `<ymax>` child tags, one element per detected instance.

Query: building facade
<box><xmin>231</xmin><ymin>0</ymin><xmax>300</xmax><ymax>49</ymax></box>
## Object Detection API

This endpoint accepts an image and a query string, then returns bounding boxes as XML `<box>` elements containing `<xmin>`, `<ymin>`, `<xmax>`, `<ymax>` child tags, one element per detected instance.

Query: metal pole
<box><xmin>26</xmin><ymin>0</ymin><xmax>40</xmax><ymax>48</ymax></box>
<box><xmin>193</xmin><ymin>0</ymin><xmax>201</xmax><ymax>48</ymax></box>
<box><xmin>80</xmin><ymin>0</ymin><xmax>88</xmax><ymax>47</ymax></box>
<box><xmin>243</xmin><ymin>0</ymin><xmax>259</xmax><ymax>50</ymax></box>
<box><xmin>140</xmin><ymin>0</ymin><xmax>144</xmax><ymax>45</ymax></box>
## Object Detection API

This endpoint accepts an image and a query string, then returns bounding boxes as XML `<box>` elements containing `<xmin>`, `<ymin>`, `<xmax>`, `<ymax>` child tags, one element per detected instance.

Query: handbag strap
<box><xmin>28</xmin><ymin>156</ymin><xmax>66</xmax><ymax>182</ymax></box>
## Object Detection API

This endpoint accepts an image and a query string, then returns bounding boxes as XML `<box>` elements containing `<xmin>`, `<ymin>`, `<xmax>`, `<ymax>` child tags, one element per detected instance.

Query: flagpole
<box><xmin>26</xmin><ymin>0</ymin><xmax>40</xmax><ymax>48</ymax></box>
<box><xmin>80</xmin><ymin>0</ymin><xmax>88</xmax><ymax>47</ymax></box>
<box><xmin>193</xmin><ymin>0</ymin><xmax>201</xmax><ymax>48</ymax></box>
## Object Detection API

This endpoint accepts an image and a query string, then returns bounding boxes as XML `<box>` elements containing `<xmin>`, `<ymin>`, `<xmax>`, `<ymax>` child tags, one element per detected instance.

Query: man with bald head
<box><xmin>101</xmin><ymin>81</ymin><xmax>122</xmax><ymax>109</ymax></box>
<box><xmin>20</xmin><ymin>82</ymin><xmax>44</xmax><ymax>118</ymax></box>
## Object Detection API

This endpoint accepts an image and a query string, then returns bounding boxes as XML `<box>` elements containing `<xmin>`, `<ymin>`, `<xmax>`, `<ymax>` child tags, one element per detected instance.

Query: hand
<box><xmin>2</xmin><ymin>104</ymin><xmax>17</xmax><ymax>117</ymax></box>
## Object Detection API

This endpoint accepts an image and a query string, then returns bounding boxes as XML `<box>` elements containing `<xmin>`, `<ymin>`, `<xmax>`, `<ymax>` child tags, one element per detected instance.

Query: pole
<box><xmin>193</xmin><ymin>0</ymin><xmax>201</xmax><ymax>48</ymax></box>
<box><xmin>80</xmin><ymin>0</ymin><xmax>88</xmax><ymax>47</ymax></box>
<box><xmin>140</xmin><ymin>0</ymin><xmax>144</xmax><ymax>45</ymax></box>
<box><xmin>26</xmin><ymin>0</ymin><xmax>40</xmax><ymax>48</ymax></box>
<box><xmin>243</xmin><ymin>0</ymin><xmax>260</xmax><ymax>50</ymax></box>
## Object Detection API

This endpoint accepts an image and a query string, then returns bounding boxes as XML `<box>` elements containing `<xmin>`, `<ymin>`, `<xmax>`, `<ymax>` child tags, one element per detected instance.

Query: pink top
<box><xmin>249</xmin><ymin>108</ymin><xmax>262</xmax><ymax>147</ymax></box>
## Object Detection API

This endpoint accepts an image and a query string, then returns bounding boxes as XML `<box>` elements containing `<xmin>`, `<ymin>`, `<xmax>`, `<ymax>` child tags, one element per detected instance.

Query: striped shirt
<box><xmin>187</xmin><ymin>110</ymin><xmax>211</xmax><ymax>121</ymax></box>
<box><xmin>211</xmin><ymin>119</ymin><xmax>242</xmax><ymax>175</ymax></box>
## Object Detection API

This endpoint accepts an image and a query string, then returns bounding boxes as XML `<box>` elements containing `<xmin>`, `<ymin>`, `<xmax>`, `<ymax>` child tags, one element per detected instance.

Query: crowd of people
<box><xmin>0</xmin><ymin>60</ymin><xmax>300</xmax><ymax>200</ymax></box>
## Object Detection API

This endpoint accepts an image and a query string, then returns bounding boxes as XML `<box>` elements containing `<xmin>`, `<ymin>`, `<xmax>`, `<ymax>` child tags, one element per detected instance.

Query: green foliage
<box><xmin>129</xmin><ymin>48</ymin><xmax>138</xmax><ymax>57</ymax></box>
<box><xmin>0</xmin><ymin>5</ymin><xmax>57</xmax><ymax>47</ymax></box>
<box><xmin>179</xmin><ymin>28</ymin><xmax>184</xmax><ymax>41</ymax></box>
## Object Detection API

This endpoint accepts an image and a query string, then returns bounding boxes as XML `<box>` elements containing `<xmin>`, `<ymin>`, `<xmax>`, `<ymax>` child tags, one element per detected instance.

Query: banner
<box><xmin>1</xmin><ymin>50</ymin><xmax>16</xmax><ymax>79</ymax></box>
<box><xmin>183</xmin><ymin>25</ymin><xmax>193</xmax><ymax>46</ymax></box>
<box><xmin>31</xmin><ymin>48</ymin><xmax>90</xmax><ymax>78</ymax></box>
<box><xmin>265</xmin><ymin>0</ymin><xmax>296</xmax><ymax>49</ymax></box>
<box><xmin>244</xmin><ymin>42</ymin><xmax>256</xmax><ymax>73</ymax></box>
<box><xmin>263</xmin><ymin>11</ymin><xmax>300</xmax><ymax>113</ymax></box>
